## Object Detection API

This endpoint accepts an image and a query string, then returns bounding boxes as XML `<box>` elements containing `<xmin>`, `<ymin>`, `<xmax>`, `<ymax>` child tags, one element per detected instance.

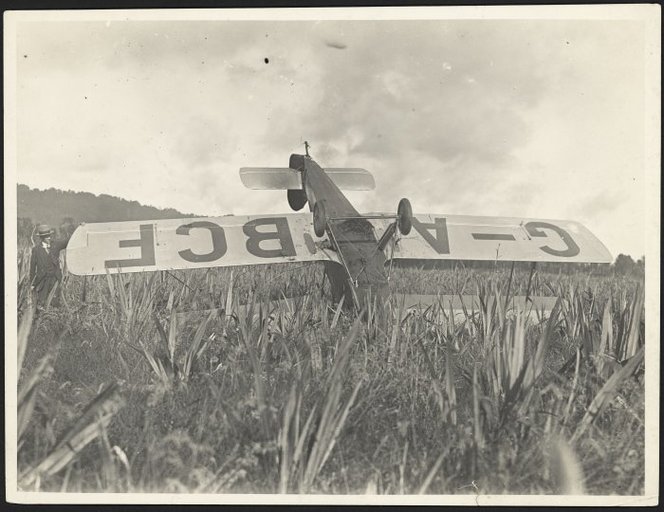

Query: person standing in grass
<box><xmin>30</xmin><ymin>223</ymin><xmax>70</xmax><ymax>309</ymax></box>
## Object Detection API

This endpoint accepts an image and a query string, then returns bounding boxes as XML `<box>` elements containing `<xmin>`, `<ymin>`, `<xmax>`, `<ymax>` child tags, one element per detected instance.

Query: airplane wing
<box><xmin>369</xmin><ymin>214</ymin><xmax>612</xmax><ymax>263</ymax></box>
<box><xmin>240</xmin><ymin>167</ymin><xmax>374</xmax><ymax>191</ymax></box>
<box><xmin>66</xmin><ymin>213</ymin><xmax>340</xmax><ymax>276</ymax></box>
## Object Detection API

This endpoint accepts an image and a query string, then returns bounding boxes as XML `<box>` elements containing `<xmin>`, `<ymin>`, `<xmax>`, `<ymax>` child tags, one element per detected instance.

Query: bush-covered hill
<box><xmin>17</xmin><ymin>184</ymin><xmax>196</xmax><ymax>240</ymax></box>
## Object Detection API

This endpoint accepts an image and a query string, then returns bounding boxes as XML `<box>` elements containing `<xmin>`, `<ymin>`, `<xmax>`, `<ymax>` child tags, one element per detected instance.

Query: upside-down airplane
<box><xmin>66</xmin><ymin>143</ymin><xmax>612</xmax><ymax>313</ymax></box>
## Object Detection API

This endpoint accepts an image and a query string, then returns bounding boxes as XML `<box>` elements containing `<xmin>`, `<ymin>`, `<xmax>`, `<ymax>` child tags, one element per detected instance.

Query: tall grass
<box><xmin>15</xmin><ymin>261</ymin><xmax>646</xmax><ymax>494</ymax></box>
<box><xmin>279</xmin><ymin>316</ymin><xmax>363</xmax><ymax>493</ymax></box>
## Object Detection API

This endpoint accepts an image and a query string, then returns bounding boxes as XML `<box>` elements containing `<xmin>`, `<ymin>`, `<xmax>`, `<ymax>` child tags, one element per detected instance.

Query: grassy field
<box><xmin>15</xmin><ymin>251</ymin><xmax>645</xmax><ymax>495</ymax></box>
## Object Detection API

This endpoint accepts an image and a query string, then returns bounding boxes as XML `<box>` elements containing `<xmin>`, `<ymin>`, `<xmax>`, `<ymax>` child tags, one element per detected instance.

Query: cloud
<box><xmin>579</xmin><ymin>190</ymin><xmax>625</xmax><ymax>220</ymax></box>
<box><xmin>14</xmin><ymin>18</ymin><xmax>648</xmax><ymax>257</ymax></box>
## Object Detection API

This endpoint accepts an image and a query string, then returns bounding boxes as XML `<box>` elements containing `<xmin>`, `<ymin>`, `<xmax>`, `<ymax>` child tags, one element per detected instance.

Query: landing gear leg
<box><xmin>324</xmin><ymin>261</ymin><xmax>352</xmax><ymax>307</ymax></box>
<box><xmin>377</xmin><ymin>198</ymin><xmax>412</xmax><ymax>252</ymax></box>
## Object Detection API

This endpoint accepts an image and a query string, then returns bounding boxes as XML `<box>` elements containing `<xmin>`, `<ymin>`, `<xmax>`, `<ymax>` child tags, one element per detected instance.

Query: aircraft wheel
<box><xmin>313</xmin><ymin>200</ymin><xmax>328</xmax><ymax>238</ymax></box>
<box><xmin>397</xmin><ymin>198</ymin><xmax>412</xmax><ymax>235</ymax></box>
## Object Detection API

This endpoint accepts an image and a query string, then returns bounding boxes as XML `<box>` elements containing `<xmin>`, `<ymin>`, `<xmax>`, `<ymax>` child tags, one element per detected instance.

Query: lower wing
<box><xmin>370</xmin><ymin>214</ymin><xmax>612</xmax><ymax>263</ymax></box>
<box><xmin>66</xmin><ymin>213</ymin><xmax>340</xmax><ymax>276</ymax></box>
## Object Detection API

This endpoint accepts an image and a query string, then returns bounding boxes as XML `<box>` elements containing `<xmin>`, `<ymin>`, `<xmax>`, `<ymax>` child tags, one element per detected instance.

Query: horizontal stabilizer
<box><xmin>240</xmin><ymin>168</ymin><xmax>302</xmax><ymax>190</ymax></box>
<box><xmin>66</xmin><ymin>213</ymin><xmax>340</xmax><ymax>276</ymax></box>
<box><xmin>323</xmin><ymin>168</ymin><xmax>375</xmax><ymax>191</ymax></box>
<box><xmin>370</xmin><ymin>214</ymin><xmax>612</xmax><ymax>264</ymax></box>
<box><xmin>239</xmin><ymin>167</ymin><xmax>374</xmax><ymax>191</ymax></box>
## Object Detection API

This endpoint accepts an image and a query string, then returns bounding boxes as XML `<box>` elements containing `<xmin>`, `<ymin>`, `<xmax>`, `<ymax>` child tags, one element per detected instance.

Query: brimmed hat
<box><xmin>37</xmin><ymin>224</ymin><xmax>53</xmax><ymax>237</ymax></box>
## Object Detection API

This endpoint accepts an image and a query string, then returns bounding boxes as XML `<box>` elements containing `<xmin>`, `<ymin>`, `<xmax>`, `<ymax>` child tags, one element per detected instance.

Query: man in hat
<box><xmin>30</xmin><ymin>224</ymin><xmax>71</xmax><ymax>308</ymax></box>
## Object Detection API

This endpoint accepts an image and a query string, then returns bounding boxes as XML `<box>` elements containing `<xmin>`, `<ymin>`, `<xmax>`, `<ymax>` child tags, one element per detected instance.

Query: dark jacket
<box><xmin>30</xmin><ymin>238</ymin><xmax>69</xmax><ymax>287</ymax></box>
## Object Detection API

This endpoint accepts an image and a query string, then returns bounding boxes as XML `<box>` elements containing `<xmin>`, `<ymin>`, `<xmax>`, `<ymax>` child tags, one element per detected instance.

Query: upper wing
<box><xmin>370</xmin><ymin>214</ymin><xmax>612</xmax><ymax>263</ymax></box>
<box><xmin>66</xmin><ymin>213</ymin><xmax>339</xmax><ymax>276</ymax></box>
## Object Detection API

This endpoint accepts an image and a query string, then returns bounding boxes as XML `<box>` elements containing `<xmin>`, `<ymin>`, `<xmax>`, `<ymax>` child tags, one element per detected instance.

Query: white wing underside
<box><xmin>66</xmin><ymin>213</ymin><xmax>340</xmax><ymax>276</ymax></box>
<box><xmin>368</xmin><ymin>214</ymin><xmax>612</xmax><ymax>263</ymax></box>
<box><xmin>66</xmin><ymin>211</ymin><xmax>611</xmax><ymax>276</ymax></box>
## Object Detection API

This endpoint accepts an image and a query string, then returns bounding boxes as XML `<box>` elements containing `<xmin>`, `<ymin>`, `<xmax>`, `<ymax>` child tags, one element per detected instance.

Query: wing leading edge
<box><xmin>370</xmin><ymin>214</ymin><xmax>612</xmax><ymax>264</ymax></box>
<box><xmin>66</xmin><ymin>213</ymin><xmax>340</xmax><ymax>276</ymax></box>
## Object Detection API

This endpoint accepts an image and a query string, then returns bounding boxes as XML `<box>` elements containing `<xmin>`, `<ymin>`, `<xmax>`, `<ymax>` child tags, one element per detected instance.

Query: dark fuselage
<box><xmin>288</xmin><ymin>153</ymin><xmax>388</xmax><ymax>309</ymax></box>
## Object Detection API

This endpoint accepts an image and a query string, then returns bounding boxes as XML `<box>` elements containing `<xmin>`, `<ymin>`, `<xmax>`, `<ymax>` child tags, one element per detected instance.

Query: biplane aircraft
<box><xmin>66</xmin><ymin>143</ymin><xmax>612</xmax><ymax>315</ymax></box>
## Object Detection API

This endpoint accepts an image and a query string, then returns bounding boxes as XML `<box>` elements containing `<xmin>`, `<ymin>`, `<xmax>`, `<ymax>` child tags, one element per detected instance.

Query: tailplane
<box><xmin>239</xmin><ymin>167</ymin><xmax>374</xmax><ymax>191</ymax></box>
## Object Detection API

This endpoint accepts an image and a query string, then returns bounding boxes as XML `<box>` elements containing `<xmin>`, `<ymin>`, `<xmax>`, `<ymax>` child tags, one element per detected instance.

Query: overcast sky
<box><xmin>10</xmin><ymin>10</ymin><xmax>656</xmax><ymax>258</ymax></box>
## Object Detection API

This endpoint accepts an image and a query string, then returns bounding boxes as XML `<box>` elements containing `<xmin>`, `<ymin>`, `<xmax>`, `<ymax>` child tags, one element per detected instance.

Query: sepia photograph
<box><xmin>4</xmin><ymin>5</ymin><xmax>660</xmax><ymax>506</ymax></box>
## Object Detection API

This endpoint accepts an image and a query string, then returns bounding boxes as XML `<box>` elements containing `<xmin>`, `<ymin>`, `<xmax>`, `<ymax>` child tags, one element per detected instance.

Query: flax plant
<box><xmin>15</xmin><ymin>255</ymin><xmax>646</xmax><ymax>494</ymax></box>
<box><xmin>20</xmin><ymin>384</ymin><xmax>125</xmax><ymax>489</ymax></box>
<box><xmin>278</xmin><ymin>316</ymin><xmax>363</xmax><ymax>493</ymax></box>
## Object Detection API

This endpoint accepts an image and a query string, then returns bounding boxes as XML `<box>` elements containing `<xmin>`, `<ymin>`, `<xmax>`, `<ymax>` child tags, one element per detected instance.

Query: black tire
<box><xmin>397</xmin><ymin>198</ymin><xmax>412</xmax><ymax>235</ymax></box>
<box><xmin>313</xmin><ymin>200</ymin><xmax>327</xmax><ymax>237</ymax></box>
